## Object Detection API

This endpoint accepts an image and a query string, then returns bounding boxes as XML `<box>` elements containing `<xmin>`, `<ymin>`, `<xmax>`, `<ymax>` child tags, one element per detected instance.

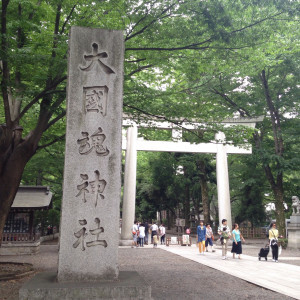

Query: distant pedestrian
<box><xmin>136</xmin><ymin>222</ymin><xmax>141</xmax><ymax>247</ymax></box>
<box><xmin>197</xmin><ymin>221</ymin><xmax>206</xmax><ymax>254</ymax></box>
<box><xmin>218</xmin><ymin>219</ymin><xmax>231</xmax><ymax>260</ymax></box>
<box><xmin>269</xmin><ymin>222</ymin><xmax>279</xmax><ymax>263</ymax></box>
<box><xmin>131</xmin><ymin>220</ymin><xmax>139</xmax><ymax>248</ymax></box>
<box><xmin>138</xmin><ymin>223</ymin><xmax>145</xmax><ymax>247</ymax></box>
<box><xmin>144</xmin><ymin>221</ymin><xmax>149</xmax><ymax>245</ymax></box>
<box><xmin>151</xmin><ymin>222</ymin><xmax>158</xmax><ymax>244</ymax></box>
<box><xmin>231</xmin><ymin>223</ymin><xmax>245</xmax><ymax>259</ymax></box>
<box><xmin>205</xmin><ymin>223</ymin><xmax>215</xmax><ymax>252</ymax></box>
<box><xmin>159</xmin><ymin>224</ymin><xmax>166</xmax><ymax>245</ymax></box>
<box><xmin>153</xmin><ymin>234</ymin><xmax>158</xmax><ymax>248</ymax></box>
<box><xmin>185</xmin><ymin>226</ymin><xmax>191</xmax><ymax>235</ymax></box>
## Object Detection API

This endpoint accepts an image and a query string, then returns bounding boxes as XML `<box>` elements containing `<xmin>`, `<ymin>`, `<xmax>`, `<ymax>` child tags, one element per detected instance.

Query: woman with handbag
<box><xmin>269</xmin><ymin>222</ymin><xmax>279</xmax><ymax>263</ymax></box>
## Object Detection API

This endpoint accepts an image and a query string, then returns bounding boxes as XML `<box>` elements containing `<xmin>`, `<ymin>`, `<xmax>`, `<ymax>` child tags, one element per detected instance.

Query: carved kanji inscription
<box><xmin>86</xmin><ymin>218</ymin><xmax>107</xmax><ymax>248</ymax></box>
<box><xmin>80</xmin><ymin>43</ymin><xmax>115</xmax><ymax>74</ymax></box>
<box><xmin>73</xmin><ymin>218</ymin><xmax>107</xmax><ymax>251</ymax></box>
<box><xmin>75</xmin><ymin>171</ymin><xmax>107</xmax><ymax>207</ymax></box>
<box><xmin>84</xmin><ymin>86</ymin><xmax>109</xmax><ymax>116</ymax></box>
<box><xmin>73</xmin><ymin>219</ymin><xmax>88</xmax><ymax>251</ymax></box>
<box><xmin>77</xmin><ymin>127</ymin><xmax>109</xmax><ymax>156</ymax></box>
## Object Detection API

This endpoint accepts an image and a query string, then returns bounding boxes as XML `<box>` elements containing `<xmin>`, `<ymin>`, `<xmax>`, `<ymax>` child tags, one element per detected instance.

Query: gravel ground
<box><xmin>120</xmin><ymin>248</ymin><xmax>292</xmax><ymax>300</ymax></box>
<box><xmin>0</xmin><ymin>239</ymin><xmax>298</xmax><ymax>300</ymax></box>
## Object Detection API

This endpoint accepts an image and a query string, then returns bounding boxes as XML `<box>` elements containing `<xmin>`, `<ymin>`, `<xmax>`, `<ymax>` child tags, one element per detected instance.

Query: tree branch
<box><xmin>60</xmin><ymin>4</ymin><xmax>77</xmax><ymax>35</ymax></box>
<box><xmin>45</xmin><ymin>111</ymin><xmax>66</xmax><ymax>131</ymax></box>
<box><xmin>28</xmin><ymin>0</ymin><xmax>41</xmax><ymax>20</ymax></box>
<box><xmin>126</xmin><ymin>11</ymin><xmax>284</xmax><ymax>52</ymax></box>
<box><xmin>126</xmin><ymin>64</ymin><xmax>153</xmax><ymax>77</ymax></box>
<box><xmin>37</xmin><ymin>134</ymin><xmax>65</xmax><ymax>150</ymax></box>
<box><xmin>126</xmin><ymin>58</ymin><xmax>146</xmax><ymax>63</ymax></box>
<box><xmin>211</xmin><ymin>88</ymin><xmax>251</xmax><ymax>117</ymax></box>
<box><xmin>126</xmin><ymin>44</ymin><xmax>211</xmax><ymax>52</ymax></box>
<box><xmin>260</xmin><ymin>69</ymin><xmax>283</xmax><ymax>156</ymax></box>
<box><xmin>17</xmin><ymin>76</ymin><xmax>67</xmax><ymax>122</ymax></box>
<box><xmin>229</xmin><ymin>12</ymin><xmax>284</xmax><ymax>35</ymax></box>
<box><xmin>125</xmin><ymin>1</ymin><xmax>178</xmax><ymax>41</ymax></box>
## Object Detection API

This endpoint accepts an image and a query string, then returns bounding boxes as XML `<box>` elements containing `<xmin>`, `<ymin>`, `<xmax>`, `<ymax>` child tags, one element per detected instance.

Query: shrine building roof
<box><xmin>11</xmin><ymin>186</ymin><xmax>53</xmax><ymax>209</ymax></box>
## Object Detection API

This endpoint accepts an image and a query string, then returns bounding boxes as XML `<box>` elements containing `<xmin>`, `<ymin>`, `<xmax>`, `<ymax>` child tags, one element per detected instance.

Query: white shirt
<box><xmin>132</xmin><ymin>224</ymin><xmax>138</xmax><ymax>233</ymax></box>
<box><xmin>159</xmin><ymin>226</ymin><xmax>166</xmax><ymax>235</ymax></box>
<box><xmin>151</xmin><ymin>224</ymin><xmax>158</xmax><ymax>231</ymax></box>
<box><xmin>139</xmin><ymin>226</ymin><xmax>145</xmax><ymax>238</ymax></box>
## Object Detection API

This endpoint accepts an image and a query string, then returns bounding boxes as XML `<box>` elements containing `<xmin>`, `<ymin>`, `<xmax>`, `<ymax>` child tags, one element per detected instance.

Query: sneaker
<box><xmin>275</xmin><ymin>260</ymin><xmax>279</xmax><ymax>263</ymax></box>
<box><xmin>222</xmin><ymin>256</ymin><xmax>226</xmax><ymax>260</ymax></box>
<box><xmin>272</xmin><ymin>259</ymin><xmax>275</xmax><ymax>262</ymax></box>
<box><xmin>225</xmin><ymin>256</ymin><xmax>229</xmax><ymax>260</ymax></box>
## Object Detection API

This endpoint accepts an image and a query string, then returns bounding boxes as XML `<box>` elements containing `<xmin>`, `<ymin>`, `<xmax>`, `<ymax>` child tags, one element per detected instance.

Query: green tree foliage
<box><xmin>1</xmin><ymin>0</ymin><xmax>299</xmax><ymax>241</ymax></box>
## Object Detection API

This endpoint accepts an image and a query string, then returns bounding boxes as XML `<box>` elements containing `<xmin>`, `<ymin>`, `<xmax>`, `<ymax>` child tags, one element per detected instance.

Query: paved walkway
<box><xmin>159</xmin><ymin>244</ymin><xmax>300</xmax><ymax>300</ymax></box>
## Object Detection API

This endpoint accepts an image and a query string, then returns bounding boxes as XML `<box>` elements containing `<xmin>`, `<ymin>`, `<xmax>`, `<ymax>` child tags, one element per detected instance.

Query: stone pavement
<box><xmin>0</xmin><ymin>243</ymin><xmax>298</xmax><ymax>300</ymax></box>
<box><xmin>158</xmin><ymin>244</ymin><xmax>300</xmax><ymax>300</ymax></box>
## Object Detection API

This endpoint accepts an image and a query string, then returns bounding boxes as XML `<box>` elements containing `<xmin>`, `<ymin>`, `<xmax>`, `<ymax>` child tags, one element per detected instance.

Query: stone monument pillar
<box><xmin>216</xmin><ymin>132</ymin><xmax>232</xmax><ymax>230</ymax></box>
<box><xmin>57</xmin><ymin>27</ymin><xmax>124</xmax><ymax>281</ymax></box>
<box><xmin>287</xmin><ymin>196</ymin><xmax>300</xmax><ymax>249</ymax></box>
<box><xmin>120</xmin><ymin>125</ymin><xmax>138</xmax><ymax>243</ymax></box>
<box><xmin>19</xmin><ymin>27</ymin><xmax>151</xmax><ymax>299</ymax></box>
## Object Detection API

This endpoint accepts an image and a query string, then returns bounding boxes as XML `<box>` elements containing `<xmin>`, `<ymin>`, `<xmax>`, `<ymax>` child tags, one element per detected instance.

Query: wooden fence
<box><xmin>2</xmin><ymin>233</ymin><xmax>40</xmax><ymax>243</ymax></box>
<box><xmin>239</xmin><ymin>227</ymin><xmax>267</xmax><ymax>239</ymax></box>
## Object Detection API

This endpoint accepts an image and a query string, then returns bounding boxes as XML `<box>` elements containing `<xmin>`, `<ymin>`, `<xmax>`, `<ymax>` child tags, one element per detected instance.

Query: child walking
<box><xmin>205</xmin><ymin>223</ymin><xmax>216</xmax><ymax>252</ymax></box>
<box><xmin>153</xmin><ymin>234</ymin><xmax>158</xmax><ymax>248</ymax></box>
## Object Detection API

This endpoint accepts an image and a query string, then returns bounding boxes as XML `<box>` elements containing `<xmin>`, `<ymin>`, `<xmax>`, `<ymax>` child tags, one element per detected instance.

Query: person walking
<box><xmin>231</xmin><ymin>223</ymin><xmax>245</xmax><ymax>259</ymax></box>
<box><xmin>218</xmin><ymin>219</ymin><xmax>231</xmax><ymax>260</ymax></box>
<box><xmin>131</xmin><ymin>220</ymin><xmax>139</xmax><ymax>248</ymax></box>
<box><xmin>151</xmin><ymin>222</ymin><xmax>158</xmax><ymax>244</ymax></box>
<box><xmin>138</xmin><ymin>223</ymin><xmax>145</xmax><ymax>247</ymax></box>
<box><xmin>197</xmin><ymin>221</ymin><xmax>206</xmax><ymax>254</ymax></box>
<box><xmin>159</xmin><ymin>224</ymin><xmax>166</xmax><ymax>245</ymax></box>
<box><xmin>185</xmin><ymin>226</ymin><xmax>191</xmax><ymax>235</ymax></box>
<box><xmin>205</xmin><ymin>223</ymin><xmax>216</xmax><ymax>252</ymax></box>
<box><xmin>269</xmin><ymin>222</ymin><xmax>279</xmax><ymax>263</ymax></box>
<box><xmin>144</xmin><ymin>221</ymin><xmax>149</xmax><ymax>245</ymax></box>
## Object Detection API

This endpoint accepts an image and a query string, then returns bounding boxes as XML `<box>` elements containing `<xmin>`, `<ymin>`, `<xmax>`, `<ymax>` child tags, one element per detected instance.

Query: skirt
<box><xmin>231</xmin><ymin>241</ymin><xmax>242</xmax><ymax>254</ymax></box>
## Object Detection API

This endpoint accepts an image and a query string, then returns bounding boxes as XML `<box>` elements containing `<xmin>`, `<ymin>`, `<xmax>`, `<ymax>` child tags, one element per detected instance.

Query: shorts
<box><xmin>205</xmin><ymin>238</ymin><xmax>213</xmax><ymax>247</ymax></box>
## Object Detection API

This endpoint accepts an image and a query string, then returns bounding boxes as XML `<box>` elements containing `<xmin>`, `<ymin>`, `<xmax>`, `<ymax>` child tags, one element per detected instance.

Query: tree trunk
<box><xmin>0</xmin><ymin>126</ymin><xmax>39</xmax><ymax>246</ymax></box>
<box><xmin>273</xmin><ymin>186</ymin><xmax>286</xmax><ymax>237</ymax></box>
<box><xmin>166</xmin><ymin>210</ymin><xmax>171</xmax><ymax>230</ymax></box>
<box><xmin>0</xmin><ymin>155</ymin><xmax>33</xmax><ymax>246</ymax></box>
<box><xmin>184</xmin><ymin>183</ymin><xmax>190</xmax><ymax>228</ymax></box>
<box><xmin>256</xmin><ymin>69</ymin><xmax>286</xmax><ymax>236</ymax></box>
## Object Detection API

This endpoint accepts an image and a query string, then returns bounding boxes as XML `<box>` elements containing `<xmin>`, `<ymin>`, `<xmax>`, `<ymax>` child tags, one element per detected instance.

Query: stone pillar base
<box><xmin>19</xmin><ymin>271</ymin><xmax>151</xmax><ymax>300</ymax></box>
<box><xmin>0</xmin><ymin>241</ymin><xmax>40</xmax><ymax>256</ymax></box>
<box><xmin>119</xmin><ymin>239</ymin><xmax>133</xmax><ymax>246</ymax></box>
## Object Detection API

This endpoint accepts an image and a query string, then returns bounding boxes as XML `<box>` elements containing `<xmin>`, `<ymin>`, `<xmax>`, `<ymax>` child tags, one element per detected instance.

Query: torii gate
<box><xmin>120</xmin><ymin>117</ymin><xmax>263</xmax><ymax>243</ymax></box>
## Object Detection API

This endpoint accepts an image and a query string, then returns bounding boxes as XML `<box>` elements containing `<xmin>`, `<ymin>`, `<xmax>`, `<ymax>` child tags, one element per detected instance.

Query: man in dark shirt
<box><xmin>144</xmin><ymin>221</ymin><xmax>149</xmax><ymax>245</ymax></box>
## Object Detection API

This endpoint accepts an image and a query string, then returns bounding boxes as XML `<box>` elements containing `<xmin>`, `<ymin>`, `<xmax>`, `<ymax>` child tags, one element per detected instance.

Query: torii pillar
<box><xmin>120</xmin><ymin>125</ymin><xmax>138</xmax><ymax>244</ymax></box>
<box><xmin>216</xmin><ymin>132</ymin><xmax>232</xmax><ymax>230</ymax></box>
